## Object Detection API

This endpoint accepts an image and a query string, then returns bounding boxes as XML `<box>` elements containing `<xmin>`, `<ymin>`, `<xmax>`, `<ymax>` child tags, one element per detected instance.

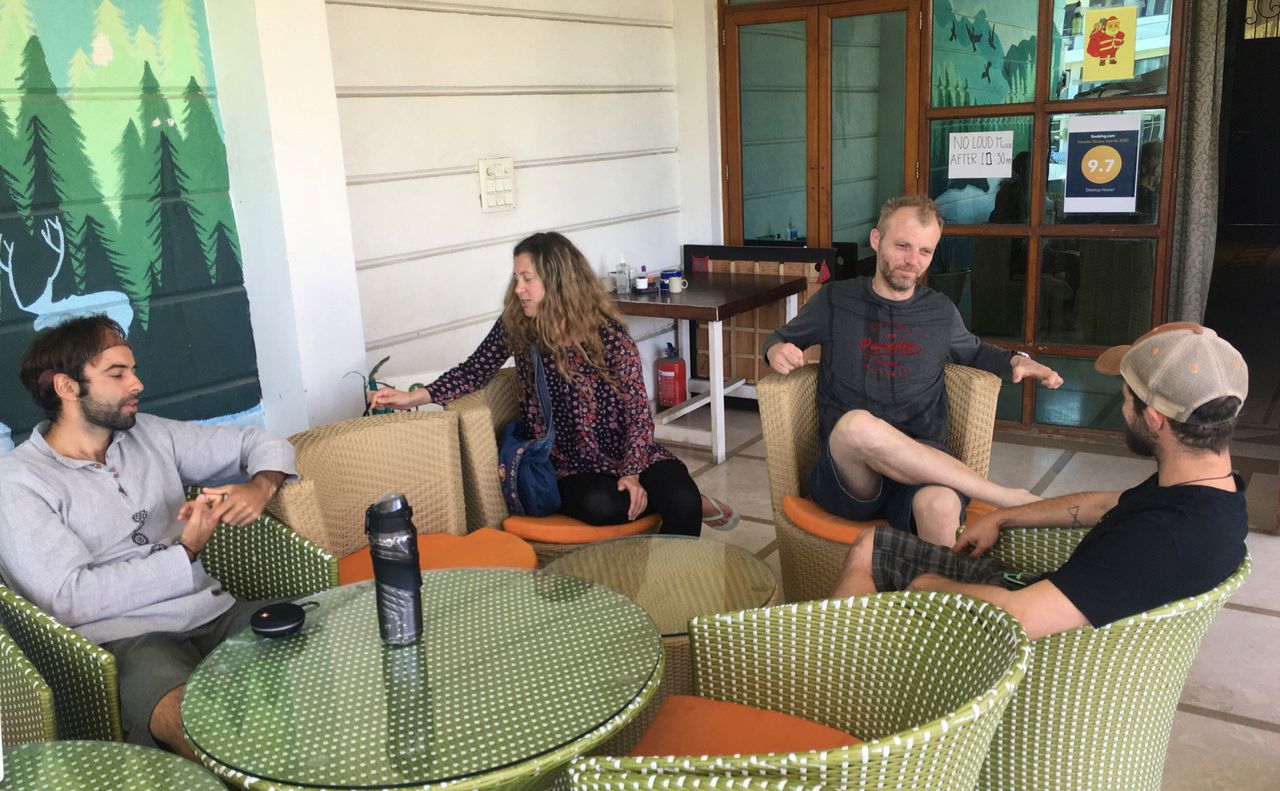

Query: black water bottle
<box><xmin>365</xmin><ymin>493</ymin><xmax>423</xmax><ymax>645</ymax></box>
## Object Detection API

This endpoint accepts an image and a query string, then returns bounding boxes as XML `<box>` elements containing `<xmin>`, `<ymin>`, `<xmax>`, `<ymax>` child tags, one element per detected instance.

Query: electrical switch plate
<box><xmin>478</xmin><ymin>156</ymin><xmax>515</xmax><ymax>213</ymax></box>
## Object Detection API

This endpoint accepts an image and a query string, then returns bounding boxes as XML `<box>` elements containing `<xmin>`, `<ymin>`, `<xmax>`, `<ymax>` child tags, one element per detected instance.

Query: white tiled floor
<box><xmin>676</xmin><ymin>405</ymin><xmax>1278</xmax><ymax>790</ymax></box>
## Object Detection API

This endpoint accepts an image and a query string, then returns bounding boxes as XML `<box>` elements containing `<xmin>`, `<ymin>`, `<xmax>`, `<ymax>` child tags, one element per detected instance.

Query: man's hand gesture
<box><xmin>767</xmin><ymin>342</ymin><xmax>806</xmax><ymax>375</ymax></box>
<box><xmin>1011</xmin><ymin>355</ymin><xmax>1064</xmax><ymax>389</ymax></box>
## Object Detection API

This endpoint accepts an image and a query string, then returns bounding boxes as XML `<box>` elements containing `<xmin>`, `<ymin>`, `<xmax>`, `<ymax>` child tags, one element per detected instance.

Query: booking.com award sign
<box><xmin>1064</xmin><ymin>113</ymin><xmax>1142</xmax><ymax>214</ymax></box>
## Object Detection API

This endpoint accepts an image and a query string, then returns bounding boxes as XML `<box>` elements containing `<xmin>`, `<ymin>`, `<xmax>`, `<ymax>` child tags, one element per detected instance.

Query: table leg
<box><xmin>708</xmin><ymin>319</ymin><xmax>726</xmax><ymax>464</ymax></box>
<box><xmin>785</xmin><ymin>293</ymin><xmax>799</xmax><ymax>322</ymax></box>
<box><xmin>677</xmin><ymin>319</ymin><xmax>691</xmax><ymax>397</ymax></box>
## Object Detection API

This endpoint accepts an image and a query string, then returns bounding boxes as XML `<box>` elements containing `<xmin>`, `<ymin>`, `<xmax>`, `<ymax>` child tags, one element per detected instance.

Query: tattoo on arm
<box><xmin>1068</xmin><ymin>505</ymin><xmax>1083</xmax><ymax>529</ymax></box>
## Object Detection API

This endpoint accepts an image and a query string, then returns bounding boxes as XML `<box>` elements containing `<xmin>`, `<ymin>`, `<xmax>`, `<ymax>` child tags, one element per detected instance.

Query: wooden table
<box><xmin>613</xmin><ymin>271</ymin><xmax>807</xmax><ymax>463</ymax></box>
<box><xmin>181</xmin><ymin>569</ymin><xmax>662</xmax><ymax>790</ymax></box>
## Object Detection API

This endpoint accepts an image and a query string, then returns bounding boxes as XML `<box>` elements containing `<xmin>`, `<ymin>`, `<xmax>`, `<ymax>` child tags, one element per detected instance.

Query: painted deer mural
<box><xmin>0</xmin><ymin>216</ymin><xmax>134</xmax><ymax>335</ymax></box>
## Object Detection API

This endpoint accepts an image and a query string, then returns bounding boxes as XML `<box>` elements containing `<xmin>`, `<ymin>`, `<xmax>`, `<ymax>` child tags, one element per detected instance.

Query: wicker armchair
<box><xmin>270</xmin><ymin>411</ymin><xmax>470</xmax><ymax>558</ymax></box>
<box><xmin>0</xmin><ymin>513</ymin><xmax>334</xmax><ymax>741</ymax></box>
<box><xmin>0</xmin><ymin>621</ymin><xmax>55</xmax><ymax>744</ymax></box>
<box><xmin>446</xmin><ymin>368</ymin><xmax>660</xmax><ymax>564</ymax></box>
<box><xmin>570</xmin><ymin>591</ymin><xmax>1031</xmax><ymax>790</ymax></box>
<box><xmin>977</xmin><ymin>528</ymin><xmax>1252</xmax><ymax>791</ymax></box>
<box><xmin>757</xmin><ymin>363</ymin><xmax>1000</xmax><ymax>602</ymax></box>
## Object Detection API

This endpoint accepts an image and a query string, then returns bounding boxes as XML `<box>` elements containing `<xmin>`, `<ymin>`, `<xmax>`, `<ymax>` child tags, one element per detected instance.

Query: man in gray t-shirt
<box><xmin>763</xmin><ymin>195</ymin><xmax>1064</xmax><ymax>545</ymax></box>
<box><xmin>0</xmin><ymin>315</ymin><xmax>297</xmax><ymax>756</ymax></box>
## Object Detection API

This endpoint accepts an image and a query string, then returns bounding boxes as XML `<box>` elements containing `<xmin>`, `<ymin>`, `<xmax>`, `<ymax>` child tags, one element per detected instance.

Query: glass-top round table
<box><xmin>1</xmin><ymin>740</ymin><xmax>224</xmax><ymax>790</ymax></box>
<box><xmin>181</xmin><ymin>568</ymin><xmax>662</xmax><ymax>790</ymax></box>
<box><xmin>544</xmin><ymin>535</ymin><xmax>779</xmax><ymax>753</ymax></box>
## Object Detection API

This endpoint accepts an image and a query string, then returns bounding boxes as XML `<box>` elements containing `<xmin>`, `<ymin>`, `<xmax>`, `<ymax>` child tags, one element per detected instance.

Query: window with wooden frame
<box><xmin>719</xmin><ymin>0</ymin><xmax>1187</xmax><ymax>434</ymax></box>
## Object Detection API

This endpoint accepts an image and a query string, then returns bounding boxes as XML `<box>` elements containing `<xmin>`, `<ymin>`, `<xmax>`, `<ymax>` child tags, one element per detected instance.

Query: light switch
<box><xmin>478</xmin><ymin>157</ymin><xmax>515</xmax><ymax>213</ymax></box>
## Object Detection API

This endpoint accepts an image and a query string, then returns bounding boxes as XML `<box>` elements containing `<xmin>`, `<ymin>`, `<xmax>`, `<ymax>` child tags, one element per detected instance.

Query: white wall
<box><xmin>327</xmin><ymin>0</ymin><xmax>722</xmax><ymax>388</ymax></box>
<box><xmin>207</xmin><ymin>0</ymin><xmax>368</xmax><ymax>434</ymax></box>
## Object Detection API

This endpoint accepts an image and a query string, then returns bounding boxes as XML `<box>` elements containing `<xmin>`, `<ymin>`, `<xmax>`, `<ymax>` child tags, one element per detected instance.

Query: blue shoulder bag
<box><xmin>497</xmin><ymin>346</ymin><xmax>561</xmax><ymax>516</ymax></box>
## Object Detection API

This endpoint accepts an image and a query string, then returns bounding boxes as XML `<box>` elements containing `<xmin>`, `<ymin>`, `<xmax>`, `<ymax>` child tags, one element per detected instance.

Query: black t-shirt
<box><xmin>1048</xmin><ymin>473</ymin><xmax>1248</xmax><ymax>627</ymax></box>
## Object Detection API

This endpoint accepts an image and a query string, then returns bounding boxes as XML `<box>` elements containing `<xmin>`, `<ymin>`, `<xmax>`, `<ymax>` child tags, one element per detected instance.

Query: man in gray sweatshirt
<box><xmin>763</xmin><ymin>195</ymin><xmax>1064</xmax><ymax>545</ymax></box>
<box><xmin>0</xmin><ymin>315</ymin><xmax>296</xmax><ymax>757</ymax></box>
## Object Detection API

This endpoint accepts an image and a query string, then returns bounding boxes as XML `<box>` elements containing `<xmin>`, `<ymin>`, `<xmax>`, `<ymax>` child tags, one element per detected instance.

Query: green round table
<box><xmin>0</xmin><ymin>740</ymin><xmax>224</xmax><ymax>790</ymax></box>
<box><xmin>181</xmin><ymin>568</ymin><xmax>662</xmax><ymax>790</ymax></box>
<box><xmin>544</xmin><ymin>535</ymin><xmax>779</xmax><ymax>753</ymax></box>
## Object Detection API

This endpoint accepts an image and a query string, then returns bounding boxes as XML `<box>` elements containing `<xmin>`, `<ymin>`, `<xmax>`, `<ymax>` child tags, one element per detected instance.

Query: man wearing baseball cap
<box><xmin>830</xmin><ymin>322</ymin><xmax>1249</xmax><ymax>640</ymax></box>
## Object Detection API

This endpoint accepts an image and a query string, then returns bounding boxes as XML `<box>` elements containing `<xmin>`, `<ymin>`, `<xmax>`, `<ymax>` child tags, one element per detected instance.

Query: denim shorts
<box><xmin>806</xmin><ymin>438</ymin><xmax>970</xmax><ymax>534</ymax></box>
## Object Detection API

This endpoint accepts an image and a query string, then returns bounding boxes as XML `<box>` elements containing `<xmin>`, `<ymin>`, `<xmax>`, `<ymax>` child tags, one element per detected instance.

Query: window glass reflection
<box><xmin>929</xmin><ymin>115</ymin><xmax>1034</xmax><ymax>224</ymax></box>
<box><xmin>1044</xmin><ymin>110</ymin><xmax>1164</xmax><ymax>224</ymax></box>
<box><xmin>1034</xmin><ymin>354</ymin><xmax>1128</xmax><ymax>430</ymax></box>
<box><xmin>931</xmin><ymin>0</ymin><xmax>1039</xmax><ymax>107</ymax></box>
<box><xmin>927</xmin><ymin>234</ymin><xmax>1027</xmax><ymax>340</ymax></box>
<box><xmin>1037</xmin><ymin>238</ymin><xmax>1154</xmax><ymax>347</ymax></box>
<box><xmin>1050</xmin><ymin>0</ymin><xmax>1173</xmax><ymax>101</ymax></box>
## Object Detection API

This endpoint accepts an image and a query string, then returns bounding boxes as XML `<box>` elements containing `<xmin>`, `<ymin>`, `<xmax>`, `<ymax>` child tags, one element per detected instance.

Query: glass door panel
<box><xmin>740</xmin><ymin>20</ymin><xmax>809</xmax><ymax>243</ymax></box>
<box><xmin>829</xmin><ymin>11</ymin><xmax>906</xmax><ymax>274</ymax></box>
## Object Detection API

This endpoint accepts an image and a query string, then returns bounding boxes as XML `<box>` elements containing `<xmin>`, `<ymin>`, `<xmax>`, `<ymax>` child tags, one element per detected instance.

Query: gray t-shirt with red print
<box><xmin>763</xmin><ymin>277</ymin><xmax>1012</xmax><ymax>451</ymax></box>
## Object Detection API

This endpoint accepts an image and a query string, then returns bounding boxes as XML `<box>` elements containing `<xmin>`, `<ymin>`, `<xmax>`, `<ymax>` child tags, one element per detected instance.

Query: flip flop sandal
<box><xmin>702</xmin><ymin>497</ymin><xmax>740</xmax><ymax>531</ymax></box>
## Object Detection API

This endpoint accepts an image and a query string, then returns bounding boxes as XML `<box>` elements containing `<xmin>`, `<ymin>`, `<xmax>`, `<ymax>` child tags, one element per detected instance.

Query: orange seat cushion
<box><xmin>338</xmin><ymin>527</ymin><xmax>537</xmax><ymax>585</ymax></box>
<box><xmin>502</xmin><ymin>513</ymin><xmax>660</xmax><ymax>544</ymax></box>
<box><xmin>629</xmin><ymin>695</ymin><xmax>861</xmax><ymax>757</ymax></box>
<box><xmin>783</xmin><ymin>494</ymin><xmax>995</xmax><ymax>545</ymax></box>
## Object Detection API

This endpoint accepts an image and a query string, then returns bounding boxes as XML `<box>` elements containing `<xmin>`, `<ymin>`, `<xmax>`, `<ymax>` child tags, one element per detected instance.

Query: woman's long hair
<box><xmin>501</xmin><ymin>232</ymin><xmax>625</xmax><ymax>388</ymax></box>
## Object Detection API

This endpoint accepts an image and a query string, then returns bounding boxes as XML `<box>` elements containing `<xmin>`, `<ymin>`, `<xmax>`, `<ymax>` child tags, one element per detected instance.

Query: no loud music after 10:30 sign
<box><xmin>1064</xmin><ymin>113</ymin><xmax>1142</xmax><ymax>214</ymax></box>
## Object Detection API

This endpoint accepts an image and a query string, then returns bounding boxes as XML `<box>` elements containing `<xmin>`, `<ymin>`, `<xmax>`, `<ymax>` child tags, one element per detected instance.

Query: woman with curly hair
<box><xmin>368</xmin><ymin>231</ymin><xmax>734</xmax><ymax>535</ymax></box>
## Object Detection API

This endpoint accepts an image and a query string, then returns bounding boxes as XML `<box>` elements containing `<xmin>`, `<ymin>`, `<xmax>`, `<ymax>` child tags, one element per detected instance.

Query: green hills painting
<box><xmin>0</xmin><ymin>0</ymin><xmax>259</xmax><ymax>452</ymax></box>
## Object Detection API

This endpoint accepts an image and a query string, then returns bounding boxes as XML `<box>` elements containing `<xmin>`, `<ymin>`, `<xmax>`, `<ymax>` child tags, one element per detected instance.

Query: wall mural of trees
<box><xmin>0</xmin><ymin>0</ymin><xmax>259</xmax><ymax>452</ymax></box>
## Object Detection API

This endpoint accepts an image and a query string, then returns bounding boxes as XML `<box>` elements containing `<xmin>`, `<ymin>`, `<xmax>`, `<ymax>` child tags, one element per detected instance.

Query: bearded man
<box><xmin>830</xmin><ymin>322</ymin><xmax>1249</xmax><ymax>640</ymax></box>
<box><xmin>0</xmin><ymin>315</ymin><xmax>295</xmax><ymax>756</ymax></box>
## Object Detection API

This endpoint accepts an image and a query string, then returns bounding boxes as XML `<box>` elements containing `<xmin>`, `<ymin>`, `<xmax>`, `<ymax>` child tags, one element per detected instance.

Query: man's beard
<box><xmin>877</xmin><ymin>257</ymin><xmax>918</xmax><ymax>292</ymax></box>
<box><xmin>1124</xmin><ymin>420</ymin><xmax>1157</xmax><ymax>457</ymax></box>
<box><xmin>81</xmin><ymin>393</ymin><xmax>138</xmax><ymax>431</ymax></box>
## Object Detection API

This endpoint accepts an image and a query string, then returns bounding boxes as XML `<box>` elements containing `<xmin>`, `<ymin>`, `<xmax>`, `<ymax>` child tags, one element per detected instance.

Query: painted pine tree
<box><xmin>16</xmin><ymin>35</ymin><xmax>112</xmax><ymax>290</ymax></box>
<box><xmin>115</xmin><ymin>118</ymin><xmax>154</xmax><ymax>327</ymax></box>
<box><xmin>209</xmin><ymin>221</ymin><xmax>243</xmax><ymax>286</ymax></box>
<box><xmin>180</xmin><ymin>76</ymin><xmax>235</xmax><ymax>269</ymax></box>
<box><xmin>157</xmin><ymin>0</ymin><xmax>207</xmax><ymax>92</ymax></box>
<box><xmin>22</xmin><ymin>115</ymin><xmax>77</xmax><ymax>300</ymax></box>
<box><xmin>79</xmin><ymin>214</ymin><xmax>128</xmax><ymax>295</ymax></box>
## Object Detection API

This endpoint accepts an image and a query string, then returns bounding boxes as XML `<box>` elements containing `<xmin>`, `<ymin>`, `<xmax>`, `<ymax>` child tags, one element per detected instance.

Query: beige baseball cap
<box><xmin>1095</xmin><ymin>322</ymin><xmax>1248</xmax><ymax>422</ymax></box>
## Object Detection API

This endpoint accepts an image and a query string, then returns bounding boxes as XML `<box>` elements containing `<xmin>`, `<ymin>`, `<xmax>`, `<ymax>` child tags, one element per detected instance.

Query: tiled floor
<box><xmin>667</xmin><ymin>404</ymin><xmax>1279</xmax><ymax>791</ymax></box>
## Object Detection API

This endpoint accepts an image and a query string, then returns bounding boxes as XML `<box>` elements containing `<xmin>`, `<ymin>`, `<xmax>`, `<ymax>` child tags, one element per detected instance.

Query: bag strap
<box><xmin>529</xmin><ymin>344</ymin><xmax>554</xmax><ymax>441</ymax></box>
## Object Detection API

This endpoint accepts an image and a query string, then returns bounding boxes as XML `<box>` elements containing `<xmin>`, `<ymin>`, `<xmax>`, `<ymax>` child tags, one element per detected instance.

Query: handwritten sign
<box><xmin>947</xmin><ymin>131</ymin><xmax>1015</xmax><ymax>179</ymax></box>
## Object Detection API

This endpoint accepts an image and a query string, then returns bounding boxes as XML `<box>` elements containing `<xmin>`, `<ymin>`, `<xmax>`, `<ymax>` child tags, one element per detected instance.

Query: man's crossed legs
<box><xmin>815</xmin><ymin>409</ymin><xmax>1040</xmax><ymax>545</ymax></box>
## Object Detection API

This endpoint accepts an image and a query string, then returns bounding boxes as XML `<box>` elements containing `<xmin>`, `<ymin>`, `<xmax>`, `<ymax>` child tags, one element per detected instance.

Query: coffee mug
<box><xmin>667</xmin><ymin>277</ymin><xmax>689</xmax><ymax>294</ymax></box>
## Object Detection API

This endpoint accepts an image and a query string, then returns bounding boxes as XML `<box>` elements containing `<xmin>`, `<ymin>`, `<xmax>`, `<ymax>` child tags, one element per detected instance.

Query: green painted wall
<box><xmin>0</xmin><ymin>0</ymin><xmax>258</xmax><ymax>450</ymax></box>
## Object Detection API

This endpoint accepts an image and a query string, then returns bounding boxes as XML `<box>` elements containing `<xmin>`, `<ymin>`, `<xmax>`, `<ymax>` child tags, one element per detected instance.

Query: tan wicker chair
<box><xmin>445</xmin><ymin>368</ymin><xmax>660</xmax><ymax>564</ymax></box>
<box><xmin>757</xmin><ymin>363</ymin><xmax>1000</xmax><ymax>602</ymax></box>
<box><xmin>269</xmin><ymin>412</ymin><xmax>470</xmax><ymax>559</ymax></box>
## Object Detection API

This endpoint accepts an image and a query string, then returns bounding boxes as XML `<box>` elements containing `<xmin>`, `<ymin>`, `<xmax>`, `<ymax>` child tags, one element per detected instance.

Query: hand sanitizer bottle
<box><xmin>635</xmin><ymin>264</ymin><xmax>651</xmax><ymax>293</ymax></box>
<box><xmin>615</xmin><ymin>253</ymin><xmax>631</xmax><ymax>294</ymax></box>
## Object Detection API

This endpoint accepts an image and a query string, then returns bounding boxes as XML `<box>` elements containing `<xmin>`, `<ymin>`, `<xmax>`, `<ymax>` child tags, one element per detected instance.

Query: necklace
<box><xmin>1168</xmin><ymin>471</ymin><xmax>1235</xmax><ymax>487</ymax></box>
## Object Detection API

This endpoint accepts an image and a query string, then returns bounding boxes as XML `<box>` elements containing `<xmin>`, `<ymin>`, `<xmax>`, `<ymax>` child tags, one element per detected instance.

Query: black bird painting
<box><xmin>950</xmin><ymin>20</ymin><xmax>957</xmax><ymax>41</ymax></box>
<box><xmin>981</xmin><ymin>61</ymin><xmax>993</xmax><ymax>82</ymax></box>
<box><xmin>988</xmin><ymin>24</ymin><xmax>997</xmax><ymax>49</ymax></box>
<box><xmin>966</xmin><ymin>23</ymin><xmax>983</xmax><ymax>53</ymax></box>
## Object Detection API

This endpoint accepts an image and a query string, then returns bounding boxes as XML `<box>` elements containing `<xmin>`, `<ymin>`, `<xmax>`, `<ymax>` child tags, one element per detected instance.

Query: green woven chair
<box><xmin>0</xmin><ymin>511</ymin><xmax>335</xmax><ymax>741</ymax></box>
<box><xmin>976</xmin><ymin>527</ymin><xmax>1252</xmax><ymax>791</ymax></box>
<box><xmin>570</xmin><ymin>591</ymin><xmax>1031</xmax><ymax>790</ymax></box>
<box><xmin>0</xmin><ymin>621</ymin><xmax>56</xmax><ymax>744</ymax></box>
<box><xmin>758</xmin><ymin>363</ymin><xmax>1000</xmax><ymax>602</ymax></box>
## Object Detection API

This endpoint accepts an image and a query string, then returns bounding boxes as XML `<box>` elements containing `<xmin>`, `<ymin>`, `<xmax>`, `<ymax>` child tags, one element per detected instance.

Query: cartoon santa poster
<box><xmin>1082</xmin><ymin>6</ymin><xmax>1138</xmax><ymax>83</ymax></box>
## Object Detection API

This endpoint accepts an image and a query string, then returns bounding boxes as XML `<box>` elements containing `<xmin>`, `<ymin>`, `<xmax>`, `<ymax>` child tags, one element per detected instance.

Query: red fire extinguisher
<box><xmin>657</xmin><ymin>343</ymin><xmax>687</xmax><ymax>408</ymax></box>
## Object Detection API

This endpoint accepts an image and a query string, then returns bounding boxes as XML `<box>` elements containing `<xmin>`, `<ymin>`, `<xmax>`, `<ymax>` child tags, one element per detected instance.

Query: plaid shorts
<box><xmin>870</xmin><ymin>527</ymin><xmax>1041</xmax><ymax>592</ymax></box>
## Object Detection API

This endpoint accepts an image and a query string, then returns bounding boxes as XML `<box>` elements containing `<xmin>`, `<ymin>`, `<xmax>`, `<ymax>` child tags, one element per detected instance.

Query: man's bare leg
<box><xmin>828</xmin><ymin>410</ymin><xmax>1039</xmax><ymax>508</ymax></box>
<box><xmin>912</xmin><ymin>485</ymin><xmax>964</xmax><ymax>546</ymax></box>
<box><xmin>150</xmin><ymin>684</ymin><xmax>196</xmax><ymax>761</ymax></box>
<box><xmin>832</xmin><ymin>527</ymin><xmax>879</xmax><ymax>598</ymax></box>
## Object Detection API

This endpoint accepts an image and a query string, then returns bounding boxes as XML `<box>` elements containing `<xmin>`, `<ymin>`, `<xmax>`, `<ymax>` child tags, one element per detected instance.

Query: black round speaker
<box><xmin>250</xmin><ymin>602</ymin><xmax>307</xmax><ymax>638</ymax></box>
